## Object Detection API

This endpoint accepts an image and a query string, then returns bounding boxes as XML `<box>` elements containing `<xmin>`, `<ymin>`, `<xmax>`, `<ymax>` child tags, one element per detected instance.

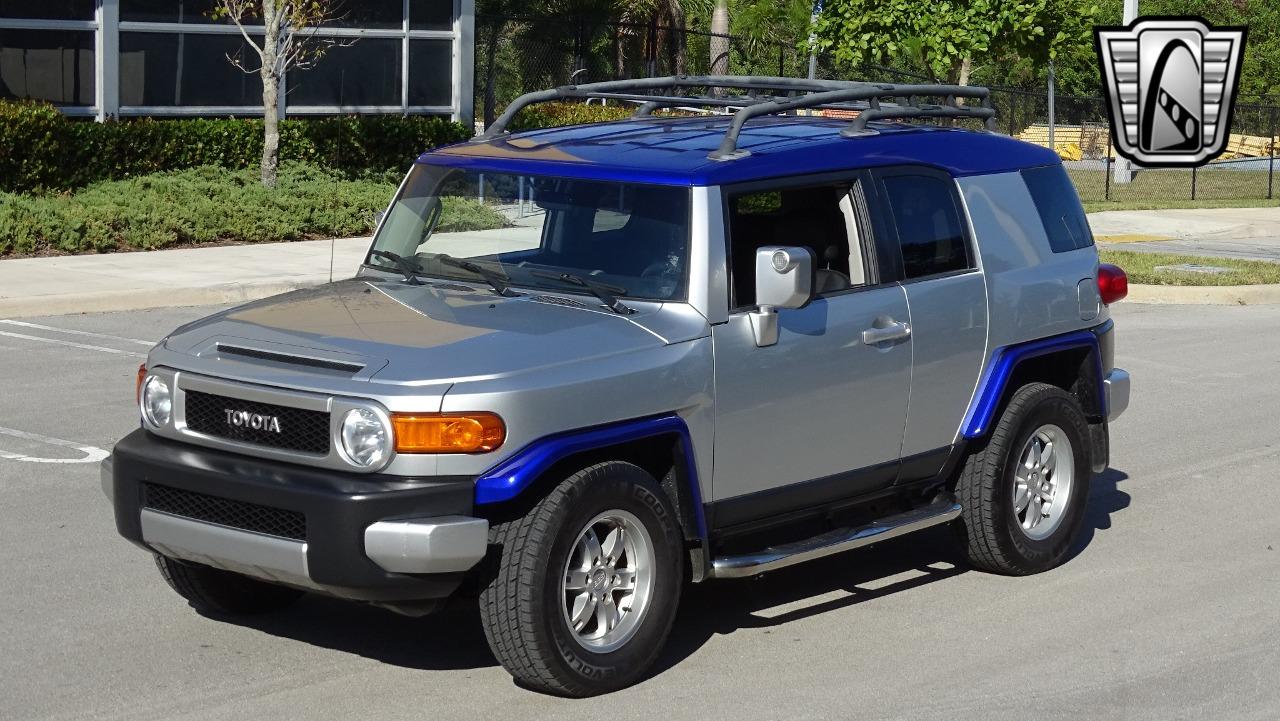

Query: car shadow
<box><xmin>215</xmin><ymin>468</ymin><xmax>1132</xmax><ymax>676</ymax></box>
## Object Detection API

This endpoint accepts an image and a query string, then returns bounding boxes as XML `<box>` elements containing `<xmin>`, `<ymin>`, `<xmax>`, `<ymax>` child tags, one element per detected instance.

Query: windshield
<box><xmin>366</xmin><ymin>165</ymin><xmax>691</xmax><ymax>302</ymax></box>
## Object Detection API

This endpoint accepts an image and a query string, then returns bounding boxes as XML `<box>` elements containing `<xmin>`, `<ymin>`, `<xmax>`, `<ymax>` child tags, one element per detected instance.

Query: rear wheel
<box><xmin>479</xmin><ymin>461</ymin><xmax>684</xmax><ymax>697</ymax></box>
<box><xmin>154</xmin><ymin>555</ymin><xmax>303</xmax><ymax>615</ymax></box>
<box><xmin>955</xmin><ymin>382</ymin><xmax>1092</xmax><ymax>575</ymax></box>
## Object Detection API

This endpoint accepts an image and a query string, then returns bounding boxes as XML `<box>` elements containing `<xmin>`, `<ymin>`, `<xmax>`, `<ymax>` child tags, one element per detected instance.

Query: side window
<box><xmin>1021</xmin><ymin>164</ymin><xmax>1094</xmax><ymax>253</ymax></box>
<box><xmin>726</xmin><ymin>183</ymin><xmax>862</xmax><ymax>308</ymax></box>
<box><xmin>877</xmin><ymin>172</ymin><xmax>970</xmax><ymax>280</ymax></box>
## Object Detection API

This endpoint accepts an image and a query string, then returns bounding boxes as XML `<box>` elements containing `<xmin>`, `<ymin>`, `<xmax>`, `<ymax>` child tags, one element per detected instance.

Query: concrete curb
<box><xmin>1128</xmin><ymin>282</ymin><xmax>1280</xmax><ymax>305</ymax></box>
<box><xmin>0</xmin><ymin>279</ymin><xmax>323</xmax><ymax>318</ymax></box>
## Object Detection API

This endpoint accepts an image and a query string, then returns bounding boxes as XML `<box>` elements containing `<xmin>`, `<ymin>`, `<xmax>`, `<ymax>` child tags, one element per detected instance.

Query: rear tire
<box><xmin>955</xmin><ymin>382</ymin><xmax>1092</xmax><ymax>575</ymax></box>
<box><xmin>479</xmin><ymin>461</ymin><xmax>684</xmax><ymax>697</ymax></box>
<box><xmin>154</xmin><ymin>554</ymin><xmax>303</xmax><ymax>615</ymax></box>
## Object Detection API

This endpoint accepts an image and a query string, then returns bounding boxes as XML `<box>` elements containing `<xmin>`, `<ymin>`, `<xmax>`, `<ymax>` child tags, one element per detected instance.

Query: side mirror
<box><xmin>749</xmin><ymin>246</ymin><xmax>814</xmax><ymax>347</ymax></box>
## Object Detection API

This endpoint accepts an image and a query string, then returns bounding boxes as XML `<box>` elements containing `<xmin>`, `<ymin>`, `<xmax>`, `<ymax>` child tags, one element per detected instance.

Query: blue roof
<box><xmin>420</xmin><ymin>115</ymin><xmax>1060</xmax><ymax>186</ymax></box>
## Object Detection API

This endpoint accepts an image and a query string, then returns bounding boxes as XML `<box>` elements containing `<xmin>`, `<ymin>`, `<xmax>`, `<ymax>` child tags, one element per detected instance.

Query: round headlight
<box><xmin>141</xmin><ymin>375</ymin><xmax>172</xmax><ymax>428</ymax></box>
<box><xmin>340</xmin><ymin>408</ymin><xmax>390</xmax><ymax>468</ymax></box>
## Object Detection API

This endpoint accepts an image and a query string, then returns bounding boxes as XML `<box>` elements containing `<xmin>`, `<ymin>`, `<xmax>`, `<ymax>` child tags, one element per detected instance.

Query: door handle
<box><xmin>861</xmin><ymin>321</ymin><xmax>911</xmax><ymax>345</ymax></box>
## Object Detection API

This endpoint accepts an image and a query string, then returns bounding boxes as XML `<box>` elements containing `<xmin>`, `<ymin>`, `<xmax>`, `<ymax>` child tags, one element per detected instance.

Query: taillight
<box><xmin>1097</xmin><ymin>263</ymin><xmax>1128</xmax><ymax>305</ymax></box>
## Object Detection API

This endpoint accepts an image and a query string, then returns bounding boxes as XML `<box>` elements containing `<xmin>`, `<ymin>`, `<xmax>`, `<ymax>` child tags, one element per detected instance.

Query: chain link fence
<box><xmin>477</xmin><ymin>16</ymin><xmax>1280</xmax><ymax>205</ymax></box>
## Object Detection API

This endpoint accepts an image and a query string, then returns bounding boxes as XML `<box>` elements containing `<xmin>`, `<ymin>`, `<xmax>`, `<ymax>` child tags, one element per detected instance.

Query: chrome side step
<box><xmin>709</xmin><ymin>496</ymin><xmax>962</xmax><ymax>579</ymax></box>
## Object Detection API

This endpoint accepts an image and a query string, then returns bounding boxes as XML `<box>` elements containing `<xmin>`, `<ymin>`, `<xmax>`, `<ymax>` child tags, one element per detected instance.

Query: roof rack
<box><xmin>476</xmin><ymin>75</ymin><xmax>998</xmax><ymax>161</ymax></box>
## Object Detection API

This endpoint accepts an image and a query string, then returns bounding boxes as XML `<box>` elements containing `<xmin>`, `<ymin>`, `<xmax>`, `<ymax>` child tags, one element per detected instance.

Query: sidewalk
<box><xmin>1</xmin><ymin>206</ymin><xmax>1279</xmax><ymax>318</ymax></box>
<box><xmin>0</xmin><ymin>237</ymin><xmax>370</xmax><ymax>318</ymax></box>
<box><xmin>1090</xmin><ymin>206</ymin><xmax>1280</xmax><ymax>262</ymax></box>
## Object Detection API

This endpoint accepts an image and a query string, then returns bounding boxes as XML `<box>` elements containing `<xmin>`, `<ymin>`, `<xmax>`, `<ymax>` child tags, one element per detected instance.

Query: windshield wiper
<box><xmin>433</xmin><ymin>254</ymin><xmax>520</xmax><ymax>297</ymax></box>
<box><xmin>368</xmin><ymin>250</ymin><xmax>423</xmax><ymax>285</ymax></box>
<box><xmin>531</xmin><ymin>270</ymin><xmax>635</xmax><ymax>315</ymax></box>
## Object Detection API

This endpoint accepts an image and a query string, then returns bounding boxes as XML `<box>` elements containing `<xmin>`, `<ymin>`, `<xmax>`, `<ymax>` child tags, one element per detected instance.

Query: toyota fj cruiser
<box><xmin>105</xmin><ymin>76</ymin><xmax>1131</xmax><ymax>696</ymax></box>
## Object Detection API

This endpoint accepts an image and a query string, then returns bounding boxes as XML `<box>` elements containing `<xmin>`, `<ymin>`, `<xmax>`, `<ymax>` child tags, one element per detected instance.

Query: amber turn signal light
<box><xmin>391</xmin><ymin>413</ymin><xmax>505</xmax><ymax>454</ymax></box>
<box><xmin>135</xmin><ymin>363</ymin><xmax>147</xmax><ymax>403</ymax></box>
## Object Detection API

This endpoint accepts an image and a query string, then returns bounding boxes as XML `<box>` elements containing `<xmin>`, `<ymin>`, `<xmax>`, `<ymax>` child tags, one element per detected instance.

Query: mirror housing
<box><xmin>749</xmin><ymin>246</ymin><xmax>814</xmax><ymax>347</ymax></box>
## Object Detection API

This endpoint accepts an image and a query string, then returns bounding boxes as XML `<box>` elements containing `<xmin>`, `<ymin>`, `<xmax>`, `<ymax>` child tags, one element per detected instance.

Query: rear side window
<box><xmin>877</xmin><ymin>172</ymin><xmax>970</xmax><ymax>279</ymax></box>
<box><xmin>1022</xmin><ymin>165</ymin><xmax>1094</xmax><ymax>253</ymax></box>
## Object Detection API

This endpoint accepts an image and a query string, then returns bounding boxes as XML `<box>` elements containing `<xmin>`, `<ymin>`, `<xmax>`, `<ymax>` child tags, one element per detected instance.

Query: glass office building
<box><xmin>0</xmin><ymin>0</ymin><xmax>474</xmax><ymax>123</ymax></box>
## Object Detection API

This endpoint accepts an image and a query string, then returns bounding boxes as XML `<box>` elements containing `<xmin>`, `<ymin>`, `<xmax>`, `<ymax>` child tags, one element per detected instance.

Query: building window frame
<box><xmin>0</xmin><ymin>0</ymin><xmax>472</xmax><ymax>123</ymax></box>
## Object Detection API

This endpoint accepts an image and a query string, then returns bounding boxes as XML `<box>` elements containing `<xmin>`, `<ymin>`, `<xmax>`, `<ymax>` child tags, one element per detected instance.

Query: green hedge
<box><xmin>0</xmin><ymin>164</ymin><xmax>399</xmax><ymax>255</ymax></box>
<box><xmin>505</xmin><ymin>102</ymin><xmax>639</xmax><ymax>132</ymax></box>
<box><xmin>0</xmin><ymin>100</ymin><xmax>471</xmax><ymax>194</ymax></box>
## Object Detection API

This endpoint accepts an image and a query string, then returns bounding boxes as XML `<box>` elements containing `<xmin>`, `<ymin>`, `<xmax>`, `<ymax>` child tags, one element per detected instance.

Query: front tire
<box><xmin>479</xmin><ymin>461</ymin><xmax>685</xmax><ymax>697</ymax></box>
<box><xmin>955</xmin><ymin>382</ymin><xmax>1092</xmax><ymax>575</ymax></box>
<box><xmin>154</xmin><ymin>554</ymin><xmax>303</xmax><ymax>615</ymax></box>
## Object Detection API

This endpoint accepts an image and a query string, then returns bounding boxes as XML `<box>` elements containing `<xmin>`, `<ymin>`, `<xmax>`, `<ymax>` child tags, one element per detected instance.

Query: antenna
<box><xmin>329</xmin><ymin>235</ymin><xmax>335</xmax><ymax>284</ymax></box>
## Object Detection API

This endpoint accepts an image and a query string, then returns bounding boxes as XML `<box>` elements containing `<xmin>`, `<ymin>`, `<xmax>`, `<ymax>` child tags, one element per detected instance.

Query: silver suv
<box><xmin>105</xmin><ymin>77</ymin><xmax>1131</xmax><ymax>696</ymax></box>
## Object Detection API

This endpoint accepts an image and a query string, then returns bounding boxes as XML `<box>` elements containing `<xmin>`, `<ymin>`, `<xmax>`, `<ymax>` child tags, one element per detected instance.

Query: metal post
<box><xmin>778</xmin><ymin>45</ymin><xmax>785</xmax><ymax>77</ymax></box>
<box><xmin>1269</xmin><ymin>106</ymin><xmax>1277</xmax><ymax>200</ymax></box>
<box><xmin>1191</xmin><ymin>165</ymin><xmax>1197</xmax><ymax>200</ymax></box>
<box><xmin>807</xmin><ymin>0</ymin><xmax>823</xmax><ymax>80</ymax></box>
<box><xmin>96</xmin><ymin>0</ymin><xmax>119</xmax><ymax>121</ymax></box>
<box><xmin>1112</xmin><ymin>0</ymin><xmax>1139</xmax><ymax>184</ymax></box>
<box><xmin>1047</xmin><ymin>61</ymin><xmax>1056</xmax><ymax>152</ymax></box>
<box><xmin>1105</xmin><ymin>133</ymin><xmax>1112</xmax><ymax>200</ymax></box>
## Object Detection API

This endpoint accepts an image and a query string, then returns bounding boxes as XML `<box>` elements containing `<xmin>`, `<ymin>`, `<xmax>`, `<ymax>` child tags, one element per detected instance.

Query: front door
<box><xmin>709</xmin><ymin>176</ymin><xmax>913</xmax><ymax>529</ymax></box>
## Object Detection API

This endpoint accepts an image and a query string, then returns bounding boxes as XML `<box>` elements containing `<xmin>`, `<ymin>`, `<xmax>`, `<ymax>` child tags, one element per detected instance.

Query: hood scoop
<box><xmin>215</xmin><ymin>343</ymin><xmax>366</xmax><ymax>374</ymax></box>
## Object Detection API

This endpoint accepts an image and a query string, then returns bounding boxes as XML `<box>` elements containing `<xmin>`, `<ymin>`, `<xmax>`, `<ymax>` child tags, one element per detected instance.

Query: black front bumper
<box><xmin>110</xmin><ymin>429</ymin><xmax>477</xmax><ymax>602</ymax></box>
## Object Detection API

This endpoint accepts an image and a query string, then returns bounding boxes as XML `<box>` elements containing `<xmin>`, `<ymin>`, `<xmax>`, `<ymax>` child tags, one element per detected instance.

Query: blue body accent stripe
<box><xmin>961</xmin><ymin>329</ymin><xmax>1105</xmax><ymax>439</ymax></box>
<box><xmin>474</xmin><ymin>415</ymin><xmax>708</xmax><ymax>538</ymax></box>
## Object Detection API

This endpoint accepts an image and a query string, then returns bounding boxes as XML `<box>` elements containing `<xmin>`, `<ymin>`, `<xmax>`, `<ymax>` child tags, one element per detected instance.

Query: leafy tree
<box><xmin>812</xmin><ymin>0</ymin><xmax>1099</xmax><ymax>87</ymax></box>
<box><xmin>215</xmin><ymin>0</ymin><xmax>350</xmax><ymax>188</ymax></box>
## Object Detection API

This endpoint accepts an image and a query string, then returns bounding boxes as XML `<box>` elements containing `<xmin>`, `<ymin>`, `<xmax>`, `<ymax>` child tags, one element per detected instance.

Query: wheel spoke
<box><xmin>613</xmin><ymin>568</ymin><xmax>636</xmax><ymax>591</ymax></box>
<box><xmin>597</xmin><ymin>595</ymin><xmax>620</xmax><ymax>633</ymax></box>
<box><xmin>1041</xmin><ymin>440</ymin><xmax>1055</xmax><ymax>473</ymax></box>
<box><xmin>569</xmin><ymin>592</ymin><xmax>597</xmax><ymax>631</ymax></box>
<box><xmin>1027</xmin><ymin>496</ymin><xmax>1044</xmax><ymax>527</ymax></box>
<box><xmin>1038</xmin><ymin>482</ymin><xmax>1055</xmax><ymax>503</ymax></box>
<box><xmin>565</xmin><ymin>569</ymin><xmax>589</xmax><ymax>592</ymax></box>
<box><xmin>601</xmin><ymin>525</ymin><xmax>625</xmax><ymax>562</ymax></box>
<box><xmin>1013</xmin><ymin>484</ymin><xmax>1032</xmax><ymax>514</ymax></box>
<box><xmin>582</xmin><ymin>528</ymin><xmax>603</xmax><ymax>566</ymax></box>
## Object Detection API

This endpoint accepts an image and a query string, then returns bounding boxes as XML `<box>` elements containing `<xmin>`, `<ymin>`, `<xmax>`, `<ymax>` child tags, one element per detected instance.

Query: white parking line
<box><xmin>0</xmin><ymin>426</ymin><xmax>109</xmax><ymax>464</ymax></box>
<box><xmin>0</xmin><ymin>331</ymin><xmax>146</xmax><ymax>358</ymax></box>
<box><xmin>0</xmin><ymin>319</ymin><xmax>154</xmax><ymax>346</ymax></box>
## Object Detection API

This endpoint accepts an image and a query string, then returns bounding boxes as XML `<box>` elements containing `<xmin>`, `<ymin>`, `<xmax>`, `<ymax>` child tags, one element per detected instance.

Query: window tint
<box><xmin>410</xmin><ymin>0</ymin><xmax>454</xmax><ymax>30</ymax></box>
<box><xmin>287</xmin><ymin>39</ymin><xmax>401</xmax><ymax>106</ymax></box>
<box><xmin>1022</xmin><ymin>165</ymin><xmax>1094</xmax><ymax>253</ymax></box>
<box><xmin>727</xmin><ymin>184</ymin><xmax>855</xmax><ymax>307</ymax></box>
<box><xmin>0</xmin><ymin>29</ymin><xmax>95</xmax><ymax>106</ymax></box>
<box><xmin>408</xmin><ymin>40</ymin><xmax>452</xmax><ymax>106</ymax></box>
<box><xmin>0</xmin><ymin>0</ymin><xmax>94</xmax><ymax>19</ymax></box>
<box><xmin>879</xmin><ymin>173</ymin><xmax>969</xmax><ymax>279</ymax></box>
<box><xmin>119</xmin><ymin>32</ymin><xmax>263</xmax><ymax>106</ymax></box>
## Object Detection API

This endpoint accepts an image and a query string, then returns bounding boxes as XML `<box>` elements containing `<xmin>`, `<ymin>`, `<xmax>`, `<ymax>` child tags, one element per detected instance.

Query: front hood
<box><xmin>161</xmin><ymin>279</ymin><xmax>704</xmax><ymax>385</ymax></box>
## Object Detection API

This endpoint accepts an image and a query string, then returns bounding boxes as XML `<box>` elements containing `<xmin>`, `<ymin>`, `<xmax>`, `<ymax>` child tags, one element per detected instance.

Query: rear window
<box><xmin>1021</xmin><ymin>165</ymin><xmax>1094</xmax><ymax>253</ymax></box>
<box><xmin>878</xmin><ymin>173</ymin><xmax>970</xmax><ymax>279</ymax></box>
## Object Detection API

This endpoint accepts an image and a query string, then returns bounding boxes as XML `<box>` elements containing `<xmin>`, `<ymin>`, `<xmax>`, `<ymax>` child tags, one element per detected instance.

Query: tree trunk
<box><xmin>667</xmin><ymin>4</ymin><xmax>687</xmax><ymax>76</ymax></box>
<box><xmin>260</xmin><ymin>0</ymin><xmax>281</xmax><ymax>188</ymax></box>
<box><xmin>710</xmin><ymin>0</ymin><xmax>729</xmax><ymax>76</ymax></box>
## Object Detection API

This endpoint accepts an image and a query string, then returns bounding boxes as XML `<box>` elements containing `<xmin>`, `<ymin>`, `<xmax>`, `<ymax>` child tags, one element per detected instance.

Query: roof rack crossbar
<box><xmin>708</xmin><ymin>83</ymin><xmax>992</xmax><ymax>159</ymax></box>
<box><xmin>476</xmin><ymin>75</ymin><xmax>1000</xmax><ymax>159</ymax></box>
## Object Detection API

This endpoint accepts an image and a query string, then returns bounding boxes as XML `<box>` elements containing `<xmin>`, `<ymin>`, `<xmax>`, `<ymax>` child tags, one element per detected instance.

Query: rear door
<box><xmin>868</xmin><ymin>166</ymin><xmax>989</xmax><ymax>478</ymax></box>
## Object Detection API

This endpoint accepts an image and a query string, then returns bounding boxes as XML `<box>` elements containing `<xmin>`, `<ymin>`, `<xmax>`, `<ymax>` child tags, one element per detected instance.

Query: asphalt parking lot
<box><xmin>1</xmin><ymin>302</ymin><xmax>1277</xmax><ymax>721</ymax></box>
